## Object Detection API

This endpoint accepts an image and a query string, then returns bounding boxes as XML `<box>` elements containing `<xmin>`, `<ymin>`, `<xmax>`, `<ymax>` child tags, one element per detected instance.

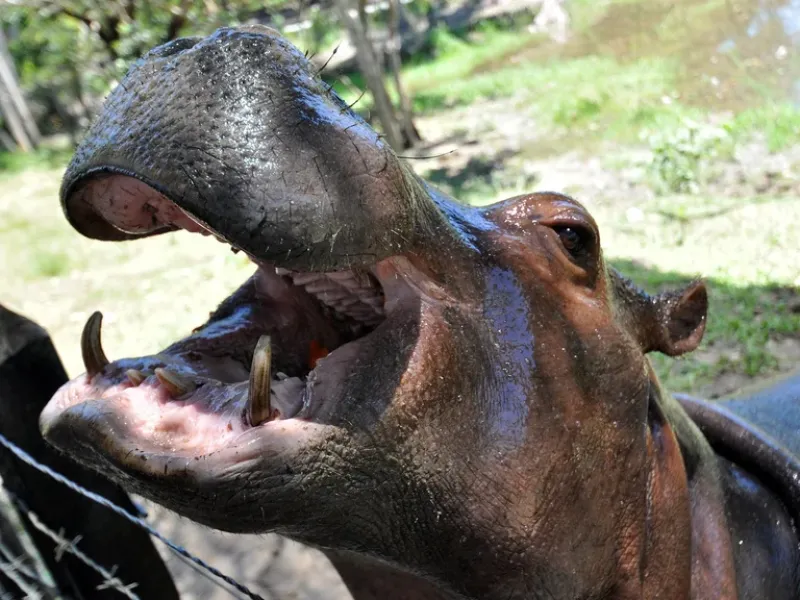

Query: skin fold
<box><xmin>38</xmin><ymin>26</ymin><xmax>799</xmax><ymax>600</ymax></box>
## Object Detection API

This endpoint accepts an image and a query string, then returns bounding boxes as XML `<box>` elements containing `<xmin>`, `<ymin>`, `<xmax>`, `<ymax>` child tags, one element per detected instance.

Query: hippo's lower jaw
<box><xmin>39</xmin><ymin>176</ymin><xmax>432</xmax><ymax>529</ymax></box>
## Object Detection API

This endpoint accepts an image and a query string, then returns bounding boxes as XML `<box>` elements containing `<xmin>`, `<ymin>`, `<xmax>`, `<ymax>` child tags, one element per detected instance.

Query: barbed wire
<box><xmin>0</xmin><ymin>432</ymin><xmax>266</xmax><ymax>600</ymax></box>
<box><xmin>0</xmin><ymin>553</ymin><xmax>45</xmax><ymax>600</ymax></box>
<box><xmin>18</xmin><ymin>499</ymin><xmax>141</xmax><ymax>600</ymax></box>
<box><xmin>0</xmin><ymin>486</ymin><xmax>59</xmax><ymax>599</ymax></box>
<box><xmin>0</xmin><ymin>537</ymin><xmax>60</xmax><ymax>600</ymax></box>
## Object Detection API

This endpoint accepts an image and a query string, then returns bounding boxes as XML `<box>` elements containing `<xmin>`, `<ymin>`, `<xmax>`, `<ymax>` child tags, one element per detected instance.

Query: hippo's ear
<box><xmin>647</xmin><ymin>281</ymin><xmax>708</xmax><ymax>357</ymax></box>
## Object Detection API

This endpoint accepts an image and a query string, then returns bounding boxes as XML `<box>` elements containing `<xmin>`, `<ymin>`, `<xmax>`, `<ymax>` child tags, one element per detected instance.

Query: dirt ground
<box><xmin>144</xmin><ymin>501</ymin><xmax>351</xmax><ymax>600</ymax></box>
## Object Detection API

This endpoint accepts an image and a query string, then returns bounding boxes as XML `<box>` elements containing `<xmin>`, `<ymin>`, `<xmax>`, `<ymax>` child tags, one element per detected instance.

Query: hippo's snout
<box><xmin>61</xmin><ymin>26</ymin><xmax>449</xmax><ymax>272</ymax></box>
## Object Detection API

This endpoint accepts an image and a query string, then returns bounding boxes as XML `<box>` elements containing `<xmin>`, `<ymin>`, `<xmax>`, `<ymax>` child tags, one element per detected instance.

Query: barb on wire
<box><xmin>0</xmin><ymin>555</ymin><xmax>45</xmax><ymax>600</ymax></box>
<box><xmin>0</xmin><ymin>538</ymin><xmax>59</xmax><ymax>599</ymax></box>
<box><xmin>1</xmin><ymin>492</ymin><xmax>62</xmax><ymax>597</ymax></box>
<box><xmin>22</xmin><ymin>508</ymin><xmax>140</xmax><ymax>599</ymax></box>
<box><xmin>0</xmin><ymin>432</ymin><xmax>265</xmax><ymax>600</ymax></box>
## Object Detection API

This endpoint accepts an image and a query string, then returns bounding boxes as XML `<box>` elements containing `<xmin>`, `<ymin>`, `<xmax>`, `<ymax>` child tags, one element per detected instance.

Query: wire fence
<box><xmin>0</xmin><ymin>432</ymin><xmax>268</xmax><ymax>600</ymax></box>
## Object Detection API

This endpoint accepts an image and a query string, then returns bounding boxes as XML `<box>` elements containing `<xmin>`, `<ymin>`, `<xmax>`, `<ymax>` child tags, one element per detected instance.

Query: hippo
<box><xmin>38</xmin><ymin>26</ymin><xmax>799</xmax><ymax>600</ymax></box>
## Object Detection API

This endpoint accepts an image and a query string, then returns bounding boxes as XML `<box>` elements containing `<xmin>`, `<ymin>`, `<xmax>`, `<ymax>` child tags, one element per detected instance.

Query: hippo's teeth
<box><xmin>247</xmin><ymin>335</ymin><xmax>273</xmax><ymax>426</ymax></box>
<box><xmin>291</xmin><ymin>272</ymin><xmax>323</xmax><ymax>286</ymax></box>
<box><xmin>126</xmin><ymin>369</ymin><xmax>146</xmax><ymax>386</ymax></box>
<box><xmin>80</xmin><ymin>311</ymin><xmax>110</xmax><ymax>377</ymax></box>
<box><xmin>154</xmin><ymin>367</ymin><xmax>196</xmax><ymax>397</ymax></box>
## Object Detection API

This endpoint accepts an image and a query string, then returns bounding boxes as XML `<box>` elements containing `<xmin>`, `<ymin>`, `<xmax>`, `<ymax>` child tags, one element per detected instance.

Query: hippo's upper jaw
<box><xmin>40</xmin><ymin>25</ymin><xmax>724</xmax><ymax>600</ymax></box>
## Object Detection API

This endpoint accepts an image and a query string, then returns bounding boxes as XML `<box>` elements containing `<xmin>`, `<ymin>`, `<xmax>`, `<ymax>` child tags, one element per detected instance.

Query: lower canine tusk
<box><xmin>81</xmin><ymin>311</ymin><xmax>110</xmax><ymax>377</ymax></box>
<box><xmin>247</xmin><ymin>336</ymin><xmax>273</xmax><ymax>426</ymax></box>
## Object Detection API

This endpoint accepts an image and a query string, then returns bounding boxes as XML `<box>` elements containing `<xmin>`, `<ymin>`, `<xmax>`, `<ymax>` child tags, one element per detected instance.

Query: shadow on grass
<box><xmin>612</xmin><ymin>258</ymin><xmax>800</xmax><ymax>398</ymax></box>
<box><xmin>423</xmin><ymin>147</ymin><xmax>527</xmax><ymax>200</ymax></box>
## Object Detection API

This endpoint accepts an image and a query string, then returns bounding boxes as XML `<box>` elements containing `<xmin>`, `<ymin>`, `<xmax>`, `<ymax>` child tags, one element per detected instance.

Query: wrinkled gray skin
<box><xmin>40</xmin><ymin>26</ymin><xmax>799</xmax><ymax>600</ymax></box>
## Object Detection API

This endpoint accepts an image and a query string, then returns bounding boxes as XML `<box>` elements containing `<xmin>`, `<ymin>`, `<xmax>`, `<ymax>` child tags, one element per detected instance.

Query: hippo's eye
<box><xmin>553</xmin><ymin>226</ymin><xmax>590</xmax><ymax>257</ymax></box>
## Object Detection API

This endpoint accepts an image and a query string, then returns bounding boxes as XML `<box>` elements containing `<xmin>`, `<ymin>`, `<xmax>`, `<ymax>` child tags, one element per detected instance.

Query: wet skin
<box><xmin>39</xmin><ymin>26</ymin><xmax>799</xmax><ymax>600</ymax></box>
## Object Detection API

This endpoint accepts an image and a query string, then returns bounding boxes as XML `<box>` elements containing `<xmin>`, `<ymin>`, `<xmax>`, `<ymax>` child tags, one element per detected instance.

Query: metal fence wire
<box><xmin>0</xmin><ymin>432</ymin><xmax>267</xmax><ymax>600</ymax></box>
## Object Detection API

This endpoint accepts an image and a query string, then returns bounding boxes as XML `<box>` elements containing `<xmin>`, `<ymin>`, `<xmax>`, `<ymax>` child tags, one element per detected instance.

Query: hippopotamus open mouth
<box><xmin>42</xmin><ymin>25</ymin><xmax>464</xmax><ymax>476</ymax></box>
<box><xmin>39</xmin><ymin>25</ymin><xmax>770</xmax><ymax>600</ymax></box>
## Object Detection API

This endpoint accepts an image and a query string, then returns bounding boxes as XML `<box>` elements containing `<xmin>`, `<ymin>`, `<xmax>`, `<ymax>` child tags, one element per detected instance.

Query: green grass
<box><xmin>728</xmin><ymin>104</ymin><xmax>800</xmax><ymax>152</ymax></box>
<box><xmin>402</xmin><ymin>26</ymin><xmax>540</xmax><ymax>91</ymax></box>
<box><xmin>0</xmin><ymin>146</ymin><xmax>73</xmax><ymax>176</ymax></box>
<box><xmin>328</xmin><ymin>25</ymin><xmax>541</xmax><ymax>113</ymax></box>
<box><xmin>0</xmin><ymin>213</ymin><xmax>75</xmax><ymax>280</ymax></box>
<box><xmin>28</xmin><ymin>249</ymin><xmax>72</xmax><ymax>278</ymax></box>
<box><xmin>329</xmin><ymin>24</ymin><xmax>706</xmax><ymax>146</ymax></box>
<box><xmin>412</xmin><ymin>54</ymin><xmax>675</xmax><ymax>112</ymax></box>
<box><xmin>326</xmin><ymin>0</ymin><xmax>800</xmax><ymax>154</ymax></box>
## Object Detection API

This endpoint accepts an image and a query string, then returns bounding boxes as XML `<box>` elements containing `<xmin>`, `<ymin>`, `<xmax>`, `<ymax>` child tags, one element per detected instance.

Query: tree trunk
<box><xmin>0</xmin><ymin>28</ymin><xmax>40</xmax><ymax>149</ymax></box>
<box><xmin>357</xmin><ymin>0</ymin><xmax>369</xmax><ymax>32</ymax></box>
<box><xmin>333</xmin><ymin>0</ymin><xmax>404</xmax><ymax>151</ymax></box>
<box><xmin>0</xmin><ymin>128</ymin><xmax>15</xmax><ymax>152</ymax></box>
<box><xmin>387</xmin><ymin>0</ymin><xmax>420</xmax><ymax>147</ymax></box>
<box><xmin>0</xmin><ymin>82</ymin><xmax>32</xmax><ymax>152</ymax></box>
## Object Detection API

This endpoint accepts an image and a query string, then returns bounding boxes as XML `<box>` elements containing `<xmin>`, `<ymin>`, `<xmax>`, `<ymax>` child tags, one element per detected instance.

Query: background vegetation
<box><xmin>1</xmin><ymin>0</ymin><xmax>798</xmax><ymax>401</ymax></box>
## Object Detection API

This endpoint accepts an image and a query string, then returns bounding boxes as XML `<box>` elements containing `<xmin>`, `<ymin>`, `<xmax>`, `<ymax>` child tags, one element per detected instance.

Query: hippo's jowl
<box><xmin>40</xmin><ymin>26</ymin><xmax>800</xmax><ymax>600</ymax></box>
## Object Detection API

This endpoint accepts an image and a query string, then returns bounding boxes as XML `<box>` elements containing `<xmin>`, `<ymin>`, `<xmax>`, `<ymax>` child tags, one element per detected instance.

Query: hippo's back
<box><xmin>720</xmin><ymin>369</ymin><xmax>800</xmax><ymax>459</ymax></box>
<box><xmin>677</xmin><ymin>369</ymin><xmax>800</xmax><ymax>524</ymax></box>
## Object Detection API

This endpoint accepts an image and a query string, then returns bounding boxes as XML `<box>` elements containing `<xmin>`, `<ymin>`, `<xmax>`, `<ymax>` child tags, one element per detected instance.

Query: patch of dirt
<box><xmin>708</xmin><ymin>140</ymin><xmax>800</xmax><ymax>198</ymax></box>
<box><xmin>143</xmin><ymin>502</ymin><xmax>350</xmax><ymax>600</ymax></box>
<box><xmin>410</xmin><ymin>99</ymin><xmax>800</xmax><ymax>205</ymax></box>
<box><xmin>693</xmin><ymin>334</ymin><xmax>800</xmax><ymax>399</ymax></box>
